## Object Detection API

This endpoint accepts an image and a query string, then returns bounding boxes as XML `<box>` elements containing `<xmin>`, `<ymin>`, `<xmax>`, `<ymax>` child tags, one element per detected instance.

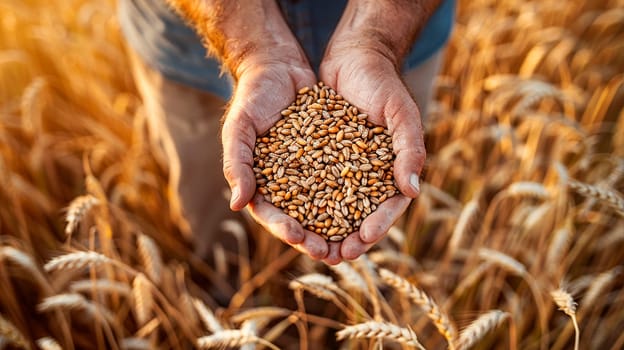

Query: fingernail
<box><xmin>230</xmin><ymin>186</ymin><xmax>239</xmax><ymax>208</ymax></box>
<box><xmin>410</xmin><ymin>174</ymin><xmax>420</xmax><ymax>194</ymax></box>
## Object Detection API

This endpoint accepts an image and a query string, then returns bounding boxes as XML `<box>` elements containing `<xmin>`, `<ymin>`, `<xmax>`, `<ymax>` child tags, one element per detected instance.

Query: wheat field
<box><xmin>1</xmin><ymin>0</ymin><xmax>623</xmax><ymax>349</ymax></box>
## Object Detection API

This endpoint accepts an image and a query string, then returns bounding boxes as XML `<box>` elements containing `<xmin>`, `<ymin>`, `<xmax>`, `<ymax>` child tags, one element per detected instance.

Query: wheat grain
<box><xmin>253</xmin><ymin>82</ymin><xmax>398</xmax><ymax>241</ymax></box>
<box><xmin>196</xmin><ymin>330</ymin><xmax>279</xmax><ymax>350</ymax></box>
<box><xmin>456</xmin><ymin>310</ymin><xmax>509</xmax><ymax>350</ymax></box>
<box><xmin>380</xmin><ymin>268</ymin><xmax>456</xmax><ymax>347</ymax></box>
<box><xmin>336</xmin><ymin>321</ymin><xmax>425</xmax><ymax>349</ymax></box>
<box><xmin>551</xmin><ymin>288</ymin><xmax>579</xmax><ymax>350</ymax></box>
<box><xmin>137</xmin><ymin>233</ymin><xmax>163</xmax><ymax>284</ymax></box>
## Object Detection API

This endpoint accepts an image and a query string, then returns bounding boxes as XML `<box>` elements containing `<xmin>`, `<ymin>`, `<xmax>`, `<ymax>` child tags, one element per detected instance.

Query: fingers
<box><xmin>384</xmin><ymin>91</ymin><xmax>426</xmax><ymax>198</ymax></box>
<box><xmin>340</xmin><ymin>195</ymin><xmax>411</xmax><ymax>260</ymax></box>
<box><xmin>248</xmin><ymin>194</ymin><xmax>329</xmax><ymax>260</ymax></box>
<box><xmin>323</xmin><ymin>242</ymin><xmax>343</xmax><ymax>265</ymax></box>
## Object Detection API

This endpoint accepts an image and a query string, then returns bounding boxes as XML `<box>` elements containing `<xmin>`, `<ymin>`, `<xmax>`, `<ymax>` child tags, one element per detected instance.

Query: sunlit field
<box><xmin>1</xmin><ymin>0</ymin><xmax>623</xmax><ymax>349</ymax></box>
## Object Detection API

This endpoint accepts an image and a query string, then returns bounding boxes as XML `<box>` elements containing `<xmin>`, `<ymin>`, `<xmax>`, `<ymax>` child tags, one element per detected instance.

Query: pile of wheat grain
<box><xmin>0</xmin><ymin>0</ymin><xmax>623</xmax><ymax>349</ymax></box>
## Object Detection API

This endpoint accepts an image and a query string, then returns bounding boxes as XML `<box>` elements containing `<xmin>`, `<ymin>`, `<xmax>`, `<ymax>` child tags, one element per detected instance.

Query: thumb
<box><xmin>221</xmin><ymin>102</ymin><xmax>258</xmax><ymax>211</ymax></box>
<box><xmin>384</xmin><ymin>88</ymin><xmax>426</xmax><ymax>198</ymax></box>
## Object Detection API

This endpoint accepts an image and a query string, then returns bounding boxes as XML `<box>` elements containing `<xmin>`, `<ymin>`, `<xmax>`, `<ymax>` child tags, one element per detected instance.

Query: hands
<box><xmin>221</xmin><ymin>52</ymin><xmax>333</xmax><ymax>260</ymax></box>
<box><xmin>174</xmin><ymin>0</ymin><xmax>431</xmax><ymax>264</ymax></box>
<box><xmin>223</xmin><ymin>45</ymin><xmax>425</xmax><ymax>265</ymax></box>
<box><xmin>222</xmin><ymin>7</ymin><xmax>428</xmax><ymax>265</ymax></box>
<box><xmin>316</xmin><ymin>45</ymin><xmax>426</xmax><ymax>264</ymax></box>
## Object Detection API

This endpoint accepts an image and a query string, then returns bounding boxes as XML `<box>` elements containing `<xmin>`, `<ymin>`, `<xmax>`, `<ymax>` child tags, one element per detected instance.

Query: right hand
<box><xmin>221</xmin><ymin>55</ymin><xmax>330</xmax><ymax>260</ymax></box>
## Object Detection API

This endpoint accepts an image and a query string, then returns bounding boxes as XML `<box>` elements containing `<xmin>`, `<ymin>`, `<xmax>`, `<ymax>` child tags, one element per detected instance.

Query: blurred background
<box><xmin>0</xmin><ymin>0</ymin><xmax>623</xmax><ymax>349</ymax></box>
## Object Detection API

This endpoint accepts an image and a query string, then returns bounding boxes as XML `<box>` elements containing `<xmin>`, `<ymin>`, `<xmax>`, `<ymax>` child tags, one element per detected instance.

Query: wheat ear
<box><xmin>70</xmin><ymin>279</ymin><xmax>131</xmax><ymax>296</ymax></box>
<box><xmin>336</xmin><ymin>321</ymin><xmax>426</xmax><ymax>350</ymax></box>
<box><xmin>137</xmin><ymin>233</ymin><xmax>163</xmax><ymax>284</ymax></box>
<box><xmin>38</xmin><ymin>293</ymin><xmax>115</xmax><ymax>324</ymax></box>
<box><xmin>44</xmin><ymin>251</ymin><xmax>112</xmax><ymax>272</ymax></box>
<box><xmin>65</xmin><ymin>195</ymin><xmax>99</xmax><ymax>236</ymax></box>
<box><xmin>380</xmin><ymin>268</ymin><xmax>456</xmax><ymax>347</ymax></box>
<box><xmin>456</xmin><ymin>310</ymin><xmax>509</xmax><ymax>350</ymax></box>
<box><xmin>196</xmin><ymin>330</ymin><xmax>279</xmax><ymax>350</ymax></box>
<box><xmin>551</xmin><ymin>288</ymin><xmax>579</xmax><ymax>350</ymax></box>
<box><xmin>132</xmin><ymin>273</ymin><xmax>153</xmax><ymax>326</ymax></box>
<box><xmin>568</xmin><ymin>179</ymin><xmax>624</xmax><ymax>217</ymax></box>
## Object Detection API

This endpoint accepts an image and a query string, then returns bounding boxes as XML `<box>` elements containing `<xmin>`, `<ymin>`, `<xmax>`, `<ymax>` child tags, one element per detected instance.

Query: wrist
<box><xmin>167</xmin><ymin>0</ymin><xmax>309</xmax><ymax>79</ymax></box>
<box><xmin>326</xmin><ymin>0</ymin><xmax>442</xmax><ymax>68</ymax></box>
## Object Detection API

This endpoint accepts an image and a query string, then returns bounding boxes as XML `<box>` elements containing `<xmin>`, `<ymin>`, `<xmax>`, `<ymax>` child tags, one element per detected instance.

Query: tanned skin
<box><xmin>163</xmin><ymin>0</ymin><xmax>442</xmax><ymax>264</ymax></box>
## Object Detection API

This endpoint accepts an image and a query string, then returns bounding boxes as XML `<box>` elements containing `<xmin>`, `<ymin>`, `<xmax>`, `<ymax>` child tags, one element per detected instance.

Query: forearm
<box><xmin>327</xmin><ymin>0</ymin><xmax>443</xmax><ymax>67</ymax></box>
<box><xmin>165</xmin><ymin>0</ymin><xmax>307</xmax><ymax>78</ymax></box>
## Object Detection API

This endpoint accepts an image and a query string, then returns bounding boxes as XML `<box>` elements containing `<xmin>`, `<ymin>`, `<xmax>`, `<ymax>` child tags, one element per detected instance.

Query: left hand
<box><xmin>318</xmin><ymin>43</ymin><xmax>426</xmax><ymax>264</ymax></box>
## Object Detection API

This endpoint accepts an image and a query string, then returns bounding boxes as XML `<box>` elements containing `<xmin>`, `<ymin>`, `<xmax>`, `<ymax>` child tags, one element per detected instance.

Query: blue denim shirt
<box><xmin>118</xmin><ymin>0</ymin><xmax>455</xmax><ymax>100</ymax></box>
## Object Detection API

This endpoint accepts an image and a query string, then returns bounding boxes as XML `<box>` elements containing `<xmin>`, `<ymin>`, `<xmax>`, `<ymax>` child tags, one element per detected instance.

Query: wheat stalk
<box><xmin>551</xmin><ymin>288</ymin><xmax>579</xmax><ymax>350</ymax></box>
<box><xmin>336</xmin><ymin>321</ymin><xmax>426</xmax><ymax>350</ymax></box>
<box><xmin>196</xmin><ymin>330</ymin><xmax>279</xmax><ymax>350</ymax></box>
<box><xmin>456</xmin><ymin>310</ymin><xmax>509</xmax><ymax>350</ymax></box>
<box><xmin>137</xmin><ymin>233</ymin><xmax>163</xmax><ymax>284</ymax></box>
<box><xmin>380</xmin><ymin>268</ymin><xmax>456</xmax><ymax>348</ymax></box>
